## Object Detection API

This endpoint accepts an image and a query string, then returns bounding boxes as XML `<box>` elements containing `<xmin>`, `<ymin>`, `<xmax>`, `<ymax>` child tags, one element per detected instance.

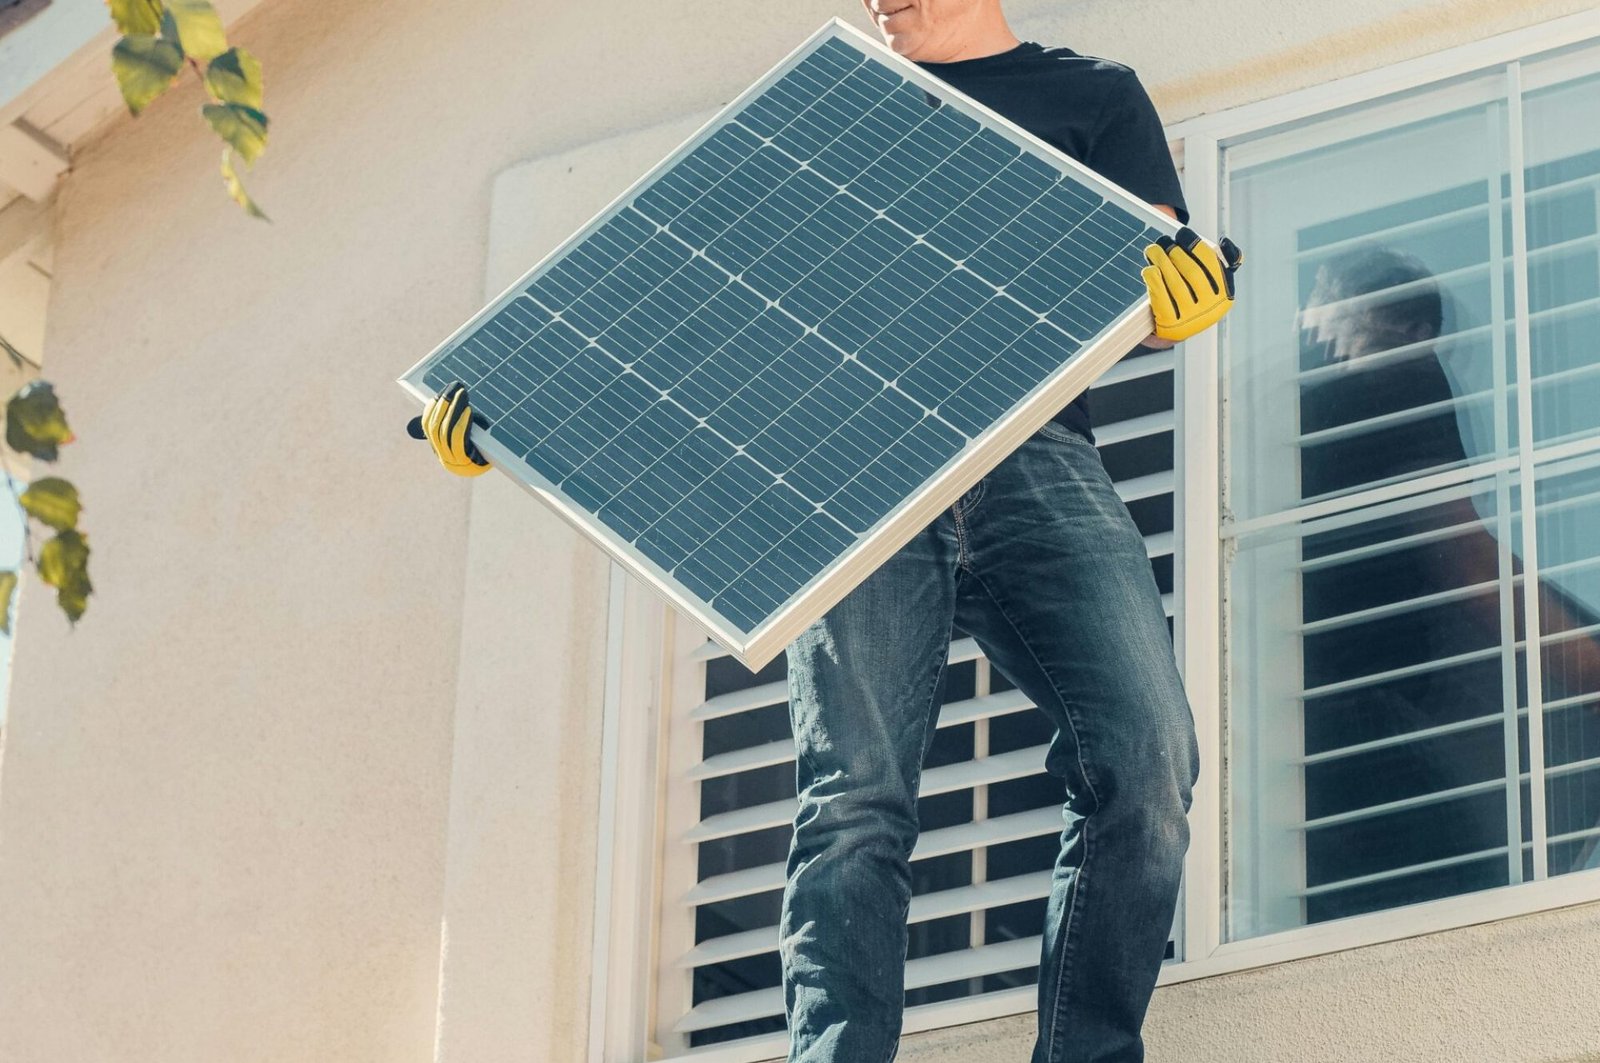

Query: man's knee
<box><xmin>1075</xmin><ymin>699</ymin><xmax>1197</xmax><ymax>848</ymax></box>
<box><xmin>792</xmin><ymin>766</ymin><xmax>921</xmax><ymax>861</ymax></box>
<box><xmin>1115</xmin><ymin>729</ymin><xmax>1197</xmax><ymax>860</ymax></box>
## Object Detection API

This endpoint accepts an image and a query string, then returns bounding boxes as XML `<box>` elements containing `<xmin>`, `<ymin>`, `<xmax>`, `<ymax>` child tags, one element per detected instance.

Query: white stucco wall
<box><xmin>0</xmin><ymin>0</ymin><xmax>1597</xmax><ymax>1062</ymax></box>
<box><xmin>899</xmin><ymin>901</ymin><xmax>1600</xmax><ymax>1063</ymax></box>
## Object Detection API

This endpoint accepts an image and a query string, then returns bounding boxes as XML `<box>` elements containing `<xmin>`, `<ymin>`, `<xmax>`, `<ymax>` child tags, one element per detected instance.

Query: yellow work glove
<box><xmin>405</xmin><ymin>380</ymin><xmax>491</xmax><ymax>478</ymax></box>
<box><xmin>1141</xmin><ymin>227</ymin><xmax>1244</xmax><ymax>342</ymax></box>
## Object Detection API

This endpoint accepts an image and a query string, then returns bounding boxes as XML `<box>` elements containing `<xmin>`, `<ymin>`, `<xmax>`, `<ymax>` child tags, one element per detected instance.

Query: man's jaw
<box><xmin>869</xmin><ymin>1</ymin><xmax>919</xmax><ymax>38</ymax></box>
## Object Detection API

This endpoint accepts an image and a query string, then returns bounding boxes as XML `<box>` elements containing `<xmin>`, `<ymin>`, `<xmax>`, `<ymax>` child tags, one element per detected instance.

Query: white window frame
<box><xmin>587</xmin><ymin>9</ymin><xmax>1600</xmax><ymax>1061</ymax></box>
<box><xmin>1173</xmin><ymin>5</ymin><xmax>1600</xmax><ymax>979</ymax></box>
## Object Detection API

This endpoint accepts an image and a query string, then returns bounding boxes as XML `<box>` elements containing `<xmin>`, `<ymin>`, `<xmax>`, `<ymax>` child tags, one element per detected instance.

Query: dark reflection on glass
<box><xmin>1522</xmin><ymin>140</ymin><xmax>1600</xmax><ymax>446</ymax></box>
<box><xmin>1296</xmin><ymin>246</ymin><xmax>1471</xmax><ymax>499</ymax></box>
<box><xmin>1290</xmin><ymin>246</ymin><xmax>1600</xmax><ymax>926</ymax></box>
<box><xmin>1530</xmin><ymin>464</ymin><xmax>1600</xmax><ymax>873</ymax></box>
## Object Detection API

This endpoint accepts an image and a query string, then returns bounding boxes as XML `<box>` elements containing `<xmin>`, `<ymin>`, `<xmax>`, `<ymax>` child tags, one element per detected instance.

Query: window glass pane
<box><xmin>1222</xmin><ymin>45</ymin><xmax>1600</xmax><ymax>944</ymax></box>
<box><xmin>1228</xmin><ymin>478</ymin><xmax>1526</xmax><ymax>939</ymax></box>
<box><xmin>1527</xmin><ymin>454</ymin><xmax>1600</xmax><ymax>878</ymax></box>
<box><xmin>1224</xmin><ymin>73</ymin><xmax>1514</xmax><ymax>523</ymax></box>
<box><xmin>1520</xmin><ymin>60</ymin><xmax>1600</xmax><ymax>448</ymax></box>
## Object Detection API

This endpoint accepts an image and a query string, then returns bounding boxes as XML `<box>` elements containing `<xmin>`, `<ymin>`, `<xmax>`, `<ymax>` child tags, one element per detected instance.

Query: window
<box><xmin>1221</xmin><ymin>38</ymin><xmax>1600</xmax><ymax>941</ymax></box>
<box><xmin>652</xmin><ymin>344</ymin><xmax>1182</xmax><ymax>1056</ymax></box>
<box><xmin>611</xmin><ymin>16</ymin><xmax>1600</xmax><ymax>1063</ymax></box>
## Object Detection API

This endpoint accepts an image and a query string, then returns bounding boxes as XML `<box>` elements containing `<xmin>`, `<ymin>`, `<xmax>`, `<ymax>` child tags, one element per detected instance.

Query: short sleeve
<box><xmin>1086</xmin><ymin>70</ymin><xmax>1189</xmax><ymax>225</ymax></box>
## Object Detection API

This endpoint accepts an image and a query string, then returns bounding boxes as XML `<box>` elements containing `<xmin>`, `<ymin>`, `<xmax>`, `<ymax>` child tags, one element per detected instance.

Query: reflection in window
<box><xmin>1225</xmin><ymin>47</ymin><xmax>1600</xmax><ymax>941</ymax></box>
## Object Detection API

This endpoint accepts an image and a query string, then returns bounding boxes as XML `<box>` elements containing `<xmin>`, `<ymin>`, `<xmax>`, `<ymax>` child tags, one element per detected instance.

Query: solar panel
<box><xmin>397</xmin><ymin>17</ymin><xmax>1181</xmax><ymax>669</ymax></box>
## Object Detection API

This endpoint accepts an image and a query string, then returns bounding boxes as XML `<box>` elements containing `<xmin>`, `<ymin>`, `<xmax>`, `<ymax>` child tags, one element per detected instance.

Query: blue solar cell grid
<box><xmin>417</xmin><ymin>32</ymin><xmax>1164</xmax><ymax>637</ymax></box>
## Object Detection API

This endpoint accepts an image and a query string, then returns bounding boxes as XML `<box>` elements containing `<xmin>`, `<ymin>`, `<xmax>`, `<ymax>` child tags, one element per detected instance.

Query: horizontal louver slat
<box><xmin>1299</xmin><ymin>777</ymin><xmax>1504</xmax><ymax>830</ymax></box>
<box><xmin>1092</xmin><ymin>410</ymin><xmax>1173</xmax><ymax>448</ymax></box>
<box><xmin>690</xmin><ymin>688</ymin><xmax>1037</xmax><ymax>781</ymax></box>
<box><xmin>682</xmin><ymin>805</ymin><xmax>1064</xmax><ymax>906</ymax></box>
<box><xmin>678</xmin><ymin>871</ymin><xmax>1055</xmax><ymax>967</ymax></box>
<box><xmin>685</xmin><ymin>744</ymin><xmax>1053</xmax><ymax>842</ymax></box>
<box><xmin>1097</xmin><ymin>348</ymin><xmax>1174</xmax><ymax>386</ymax></box>
<box><xmin>674</xmin><ymin>936</ymin><xmax>1044</xmax><ymax>1033</ymax></box>
<box><xmin>687</xmin><ymin>638</ymin><xmax>985</xmax><ymax>720</ymax></box>
<box><xmin>1300</xmin><ymin>622</ymin><xmax>1600</xmax><ymax>700</ymax></box>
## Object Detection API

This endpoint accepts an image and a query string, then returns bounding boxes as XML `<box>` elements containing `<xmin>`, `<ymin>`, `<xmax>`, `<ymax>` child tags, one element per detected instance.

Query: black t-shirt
<box><xmin>1298</xmin><ymin>352</ymin><xmax>1469</xmax><ymax>499</ymax></box>
<box><xmin>917</xmin><ymin>42</ymin><xmax>1189</xmax><ymax>444</ymax></box>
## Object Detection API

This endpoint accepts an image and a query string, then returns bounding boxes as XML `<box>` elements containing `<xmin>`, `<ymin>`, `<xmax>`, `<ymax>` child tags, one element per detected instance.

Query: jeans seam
<box><xmin>873</xmin><ymin>624</ymin><xmax>952</xmax><ymax>1063</ymax></box>
<box><xmin>913</xmin><ymin>624</ymin><xmax>952</xmax><ymax>779</ymax></box>
<box><xmin>785</xmin><ymin>625</ymin><xmax>948</xmax><ymax>1063</ymax></box>
<box><xmin>967</xmin><ymin>570</ymin><xmax>1102</xmax><ymax>1063</ymax></box>
<box><xmin>952</xmin><ymin>498</ymin><xmax>972</xmax><ymax>572</ymax></box>
<box><xmin>959</xmin><ymin>475</ymin><xmax>987</xmax><ymax>518</ymax></box>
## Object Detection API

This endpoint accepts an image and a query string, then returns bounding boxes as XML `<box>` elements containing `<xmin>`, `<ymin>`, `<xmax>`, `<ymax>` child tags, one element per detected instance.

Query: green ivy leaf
<box><xmin>106</xmin><ymin>0</ymin><xmax>163</xmax><ymax>35</ymax></box>
<box><xmin>205</xmin><ymin>46</ymin><xmax>263</xmax><ymax>109</ymax></box>
<box><xmin>158</xmin><ymin>8</ymin><xmax>180</xmax><ymax>50</ymax></box>
<box><xmin>163</xmin><ymin>0</ymin><xmax>227</xmax><ymax>61</ymax></box>
<box><xmin>220</xmin><ymin>148</ymin><xmax>270</xmax><ymax>221</ymax></box>
<box><xmin>111</xmin><ymin>34</ymin><xmax>183</xmax><ymax>116</ymax></box>
<box><xmin>6</xmin><ymin>381</ymin><xmax>75</xmax><ymax>462</ymax></box>
<box><xmin>0</xmin><ymin>571</ymin><xmax>16</xmax><ymax>636</ymax></box>
<box><xmin>38</xmin><ymin>530</ymin><xmax>92</xmax><ymax>625</ymax></box>
<box><xmin>20</xmin><ymin>478</ymin><xmax>82</xmax><ymax>532</ymax></box>
<box><xmin>204</xmin><ymin>102</ymin><xmax>268</xmax><ymax>164</ymax></box>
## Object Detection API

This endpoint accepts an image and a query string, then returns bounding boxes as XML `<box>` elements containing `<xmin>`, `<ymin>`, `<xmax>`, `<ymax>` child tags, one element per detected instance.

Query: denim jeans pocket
<box><xmin>1034</xmin><ymin>419</ymin><xmax>1097</xmax><ymax>447</ymax></box>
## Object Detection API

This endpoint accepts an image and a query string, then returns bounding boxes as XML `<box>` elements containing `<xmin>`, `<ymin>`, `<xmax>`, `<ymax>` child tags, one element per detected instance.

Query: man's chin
<box><xmin>882</xmin><ymin>32</ymin><xmax>930</xmax><ymax>59</ymax></box>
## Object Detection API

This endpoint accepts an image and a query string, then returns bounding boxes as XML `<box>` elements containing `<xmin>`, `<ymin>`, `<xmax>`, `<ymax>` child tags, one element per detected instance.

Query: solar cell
<box><xmin>398</xmin><ymin>18</ymin><xmax>1182</xmax><ymax>668</ymax></box>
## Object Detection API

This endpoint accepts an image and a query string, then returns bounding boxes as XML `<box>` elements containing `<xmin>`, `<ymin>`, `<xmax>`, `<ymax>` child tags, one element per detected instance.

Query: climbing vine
<box><xmin>0</xmin><ymin>0</ymin><xmax>273</xmax><ymax>633</ymax></box>
<box><xmin>107</xmin><ymin>0</ymin><xmax>271</xmax><ymax>218</ymax></box>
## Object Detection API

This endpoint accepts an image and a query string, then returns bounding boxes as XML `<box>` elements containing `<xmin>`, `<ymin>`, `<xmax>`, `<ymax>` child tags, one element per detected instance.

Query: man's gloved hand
<box><xmin>405</xmin><ymin>380</ymin><xmax>491</xmax><ymax>478</ymax></box>
<box><xmin>1141</xmin><ymin>227</ymin><xmax>1244</xmax><ymax>342</ymax></box>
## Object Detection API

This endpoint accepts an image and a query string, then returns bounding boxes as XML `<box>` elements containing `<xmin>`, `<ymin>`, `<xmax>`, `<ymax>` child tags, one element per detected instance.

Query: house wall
<box><xmin>0</xmin><ymin>1</ymin><xmax>1595</xmax><ymax>1062</ymax></box>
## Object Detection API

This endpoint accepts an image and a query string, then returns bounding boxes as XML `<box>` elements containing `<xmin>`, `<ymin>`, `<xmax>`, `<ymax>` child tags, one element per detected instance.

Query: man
<box><xmin>411</xmin><ymin>2</ymin><xmax>1240</xmax><ymax>1059</ymax></box>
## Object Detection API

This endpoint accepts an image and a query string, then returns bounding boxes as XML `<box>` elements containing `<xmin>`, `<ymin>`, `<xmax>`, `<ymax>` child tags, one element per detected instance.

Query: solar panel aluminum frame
<box><xmin>398</xmin><ymin>16</ymin><xmax>1187</xmax><ymax>670</ymax></box>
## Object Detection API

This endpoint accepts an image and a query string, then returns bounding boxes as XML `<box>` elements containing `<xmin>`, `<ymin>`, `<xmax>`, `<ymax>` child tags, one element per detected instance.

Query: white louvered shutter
<box><xmin>654</xmin><ymin>348</ymin><xmax>1184</xmax><ymax>1053</ymax></box>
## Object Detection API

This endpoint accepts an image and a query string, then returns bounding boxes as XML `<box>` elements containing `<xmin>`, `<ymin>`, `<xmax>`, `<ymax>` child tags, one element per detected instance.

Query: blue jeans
<box><xmin>780</xmin><ymin>422</ymin><xmax>1200</xmax><ymax>1063</ymax></box>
